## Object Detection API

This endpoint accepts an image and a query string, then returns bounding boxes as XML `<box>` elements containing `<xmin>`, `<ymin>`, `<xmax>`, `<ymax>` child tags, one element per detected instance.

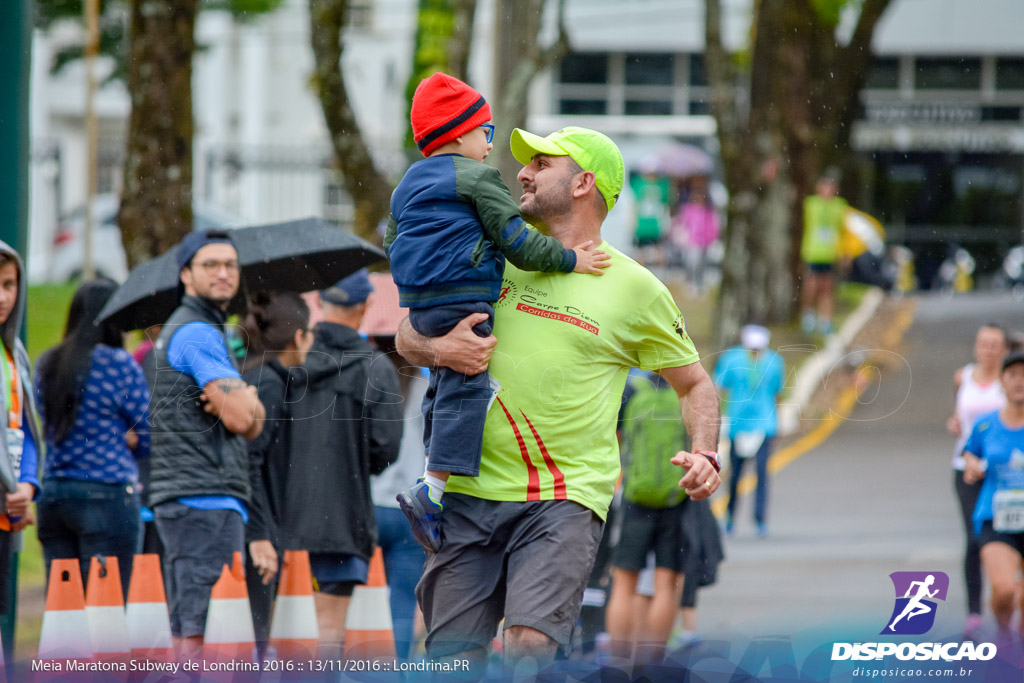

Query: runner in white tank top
<box><xmin>951</xmin><ymin>362</ymin><xmax>1005</xmax><ymax>470</ymax></box>
<box><xmin>947</xmin><ymin>324</ymin><xmax>1010</xmax><ymax>636</ymax></box>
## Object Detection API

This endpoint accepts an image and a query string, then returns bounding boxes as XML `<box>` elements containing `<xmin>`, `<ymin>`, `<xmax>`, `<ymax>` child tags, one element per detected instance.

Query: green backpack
<box><xmin>622</xmin><ymin>378</ymin><xmax>688</xmax><ymax>509</ymax></box>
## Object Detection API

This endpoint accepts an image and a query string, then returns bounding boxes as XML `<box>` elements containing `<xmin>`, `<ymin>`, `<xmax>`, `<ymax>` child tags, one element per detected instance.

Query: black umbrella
<box><xmin>97</xmin><ymin>217</ymin><xmax>386</xmax><ymax>330</ymax></box>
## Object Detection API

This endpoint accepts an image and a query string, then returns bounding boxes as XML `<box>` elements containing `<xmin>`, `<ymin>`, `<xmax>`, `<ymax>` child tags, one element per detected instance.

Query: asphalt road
<box><xmin>694</xmin><ymin>292</ymin><xmax>1024</xmax><ymax>648</ymax></box>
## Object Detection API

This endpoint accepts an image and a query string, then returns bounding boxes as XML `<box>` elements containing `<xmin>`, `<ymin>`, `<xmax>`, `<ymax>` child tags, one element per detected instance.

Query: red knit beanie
<box><xmin>411</xmin><ymin>73</ymin><xmax>492</xmax><ymax>156</ymax></box>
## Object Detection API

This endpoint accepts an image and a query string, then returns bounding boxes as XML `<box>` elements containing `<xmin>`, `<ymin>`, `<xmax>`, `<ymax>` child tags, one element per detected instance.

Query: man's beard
<box><xmin>521</xmin><ymin>177</ymin><xmax>574</xmax><ymax>228</ymax></box>
<box><xmin>202</xmin><ymin>285</ymin><xmax>237</xmax><ymax>309</ymax></box>
<box><xmin>206</xmin><ymin>294</ymin><xmax>233</xmax><ymax>307</ymax></box>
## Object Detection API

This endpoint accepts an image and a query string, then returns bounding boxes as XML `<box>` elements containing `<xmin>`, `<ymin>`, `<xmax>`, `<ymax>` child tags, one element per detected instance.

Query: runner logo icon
<box><xmin>881</xmin><ymin>571</ymin><xmax>949</xmax><ymax>635</ymax></box>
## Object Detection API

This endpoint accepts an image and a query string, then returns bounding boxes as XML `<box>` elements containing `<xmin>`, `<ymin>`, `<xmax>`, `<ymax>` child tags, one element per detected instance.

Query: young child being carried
<box><xmin>386</xmin><ymin>72</ymin><xmax>609</xmax><ymax>552</ymax></box>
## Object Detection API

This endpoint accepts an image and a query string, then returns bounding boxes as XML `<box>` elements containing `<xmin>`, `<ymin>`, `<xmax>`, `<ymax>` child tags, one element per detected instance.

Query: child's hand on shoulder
<box><xmin>572</xmin><ymin>241</ymin><xmax>611</xmax><ymax>275</ymax></box>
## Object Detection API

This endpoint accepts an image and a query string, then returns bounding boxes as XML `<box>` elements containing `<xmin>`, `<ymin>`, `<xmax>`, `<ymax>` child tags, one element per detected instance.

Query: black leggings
<box><xmin>953</xmin><ymin>470</ymin><xmax>983</xmax><ymax>615</ymax></box>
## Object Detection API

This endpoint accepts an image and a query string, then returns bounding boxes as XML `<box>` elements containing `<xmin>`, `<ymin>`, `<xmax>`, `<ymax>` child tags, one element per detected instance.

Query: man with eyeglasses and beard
<box><xmin>148</xmin><ymin>229</ymin><xmax>265</xmax><ymax>660</ymax></box>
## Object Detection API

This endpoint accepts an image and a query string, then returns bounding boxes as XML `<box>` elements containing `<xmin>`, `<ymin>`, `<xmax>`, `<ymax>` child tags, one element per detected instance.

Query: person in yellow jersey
<box><xmin>800</xmin><ymin>170</ymin><xmax>848</xmax><ymax>336</ymax></box>
<box><xmin>396</xmin><ymin>126</ymin><xmax>721</xmax><ymax>675</ymax></box>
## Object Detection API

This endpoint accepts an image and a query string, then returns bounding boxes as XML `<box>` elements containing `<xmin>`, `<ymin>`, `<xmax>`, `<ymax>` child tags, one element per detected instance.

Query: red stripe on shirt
<box><xmin>519</xmin><ymin>410</ymin><xmax>567</xmax><ymax>500</ymax></box>
<box><xmin>497</xmin><ymin>398</ymin><xmax>541</xmax><ymax>501</ymax></box>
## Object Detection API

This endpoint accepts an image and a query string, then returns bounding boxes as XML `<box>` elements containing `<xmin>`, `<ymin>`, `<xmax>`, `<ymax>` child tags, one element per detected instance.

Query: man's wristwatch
<box><xmin>696</xmin><ymin>450</ymin><xmax>721</xmax><ymax>473</ymax></box>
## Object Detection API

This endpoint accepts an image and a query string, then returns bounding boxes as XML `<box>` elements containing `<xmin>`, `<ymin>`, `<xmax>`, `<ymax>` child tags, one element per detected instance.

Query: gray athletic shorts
<box><xmin>416</xmin><ymin>493</ymin><xmax>604</xmax><ymax>658</ymax></box>
<box><xmin>154</xmin><ymin>502</ymin><xmax>245</xmax><ymax>638</ymax></box>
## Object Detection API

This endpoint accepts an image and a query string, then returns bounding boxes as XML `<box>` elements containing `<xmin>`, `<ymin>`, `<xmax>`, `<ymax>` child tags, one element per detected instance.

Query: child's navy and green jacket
<box><xmin>384</xmin><ymin>153</ymin><xmax>577</xmax><ymax>309</ymax></box>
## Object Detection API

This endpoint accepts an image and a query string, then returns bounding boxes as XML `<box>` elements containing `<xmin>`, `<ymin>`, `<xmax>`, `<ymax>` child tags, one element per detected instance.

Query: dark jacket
<box><xmin>681</xmin><ymin>497</ymin><xmax>724</xmax><ymax>588</ymax></box>
<box><xmin>384</xmin><ymin>154</ymin><xmax>576</xmax><ymax>308</ymax></box>
<box><xmin>281</xmin><ymin>322</ymin><xmax>402</xmax><ymax>559</ymax></box>
<box><xmin>242</xmin><ymin>358</ymin><xmax>290</xmax><ymax>548</ymax></box>
<box><xmin>148</xmin><ymin>296</ymin><xmax>250</xmax><ymax>506</ymax></box>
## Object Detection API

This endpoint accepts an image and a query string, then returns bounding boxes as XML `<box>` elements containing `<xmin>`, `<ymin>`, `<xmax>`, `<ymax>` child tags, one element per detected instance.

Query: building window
<box><xmin>867</xmin><ymin>57</ymin><xmax>900</xmax><ymax>89</ymax></box>
<box><xmin>347</xmin><ymin>0</ymin><xmax>373</xmax><ymax>29</ymax></box>
<box><xmin>689</xmin><ymin>100</ymin><xmax>712</xmax><ymax>116</ymax></box>
<box><xmin>689</xmin><ymin>53</ymin><xmax>707</xmax><ymax>87</ymax></box>
<box><xmin>625</xmin><ymin>100</ymin><xmax>673</xmax><ymax>116</ymax></box>
<box><xmin>559</xmin><ymin>53</ymin><xmax>608</xmax><ymax>84</ymax></box>
<box><xmin>323</xmin><ymin>177</ymin><xmax>354</xmax><ymax>227</ymax></box>
<box><xmin>554</xmin><ymin>51</ymin><xmax>716</xmax><ymax>117</ymax></box>
<box><xmin>625</xmin><ymin>53</ymin><xmax>674</xmax><ymax>86</ymax></box>
<box><xmin>559</xmin><ymin>99</ymin><xmax>608</xmax><ymax>115</ymax></box>
<box><xmin>915</xmin><ymin>57</ymin><xmax>982</xmax><ymax>90</ymax></box>
<box><xmin>996</xmin><ymin>58</ymin><xmax>1024</xmax><ymax>91</ymax></box>
<box><xmin>981</xmin><ymin>106</ymin><xmax>1022</xmax><ymax>122</ymax></box>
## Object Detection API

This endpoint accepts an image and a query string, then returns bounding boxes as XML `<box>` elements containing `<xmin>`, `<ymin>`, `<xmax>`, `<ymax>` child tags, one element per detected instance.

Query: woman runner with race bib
<box><xmin>963</xmin><ymin>350</ymin><xmax>1024</xmax><ymax>639</ymax></box>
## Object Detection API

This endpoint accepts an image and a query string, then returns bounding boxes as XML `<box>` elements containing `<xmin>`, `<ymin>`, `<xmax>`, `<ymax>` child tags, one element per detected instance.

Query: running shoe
<box><xmin>724</xmin><ymin>514</ymin><xmax>734</xmax><ymax>535</ymax></box>
<box><xmin>964</xmin><ymin>613</ymin><xmax>983</xmax><ymax>639</ymax></box>
<box><xmin>818</xmin><ymin>318</ymin><xmax>835</xmax><ymax>336</ymax></box>
<box><xmin>756</xmin><ymin>522</ymin><xmax>768</xmax><ymax>538</ymax></box>
<box><xmin>397</xmin><ymin>481</ymin><xmax>443</xmax><ymax>553</ymax></box>
<box><xmin>801</xmin><ymin>312</ymin><xmax>817</xmax><ymax>336</ymax></box>
<box><xmin>669</xmin><ymin>630</ymin><xmax>701</xmax><ymax>650</ymax></box>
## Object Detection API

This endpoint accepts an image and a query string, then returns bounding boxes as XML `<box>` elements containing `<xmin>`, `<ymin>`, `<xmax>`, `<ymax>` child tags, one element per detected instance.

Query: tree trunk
<box><xmin>118</xmin><ymin>0</ymin><xmax>198</xmax><ymax>268</ymax></box>
<box><xmin>706</xmin><ymin>0</ymin><xmax>891</xmax><ymax>348</ymax></box>
<box><xmin>310</xmin><ymin>0</ymin><xmax>392</xmax><ymax>243</ymax></box>
<box><xmin>779</xmin><ymin>0</ymin><xmax>891</xmax><ymax>281</ymax></box>
<box><xmin>403</xmin><ymin>0</ymin><xmax>478</xmax><ymax>151</ymax></box>
<box><xmin>446</xmin><ymin>0</ymin><xmax>477</xmax><ymax>80</ymax></box>
<box><xmin>489</xmin><ymin>0</ymin><xmax>569</xmax><ymax>188</ymax></box>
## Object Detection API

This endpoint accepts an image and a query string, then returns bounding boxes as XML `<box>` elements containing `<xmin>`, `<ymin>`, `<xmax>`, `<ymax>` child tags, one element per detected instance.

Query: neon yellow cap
<box><xmin>510</xmin><ymin>126</ymin><xmax>625</xmax><ymax>210</ymax></box>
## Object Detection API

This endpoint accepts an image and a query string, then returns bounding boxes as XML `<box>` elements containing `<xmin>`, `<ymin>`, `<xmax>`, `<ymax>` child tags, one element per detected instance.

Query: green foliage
<box><xmin>27</xmin><ymin>283</ymin><xmax>76</xmax><ymax>362</ymax></box>
<box><xmin>204</xmin><ymin>0</ymin><xmax>286</xmax><ymax>21</ymax></box>
<box><xmin>811</xmin><ymin>0</ymin><xmax>857</xmax><ymax>28</ymax></box>
<box><xmin>35</xmin><ymin>0</ymin><xmax>128</xmax><ymax>80</ymax></box>
<box><xmin>52</xmin><ymin>20</ymin><xmax>128</xmax><ymax>83</ymax></box>
<box><xmin>35</xmin><ymin>0</ymin><xmax>284</xmax><ymax>79</ymax></box>
<box><xmin>34</xmin><ymin>0</ymin><xmax>99</xmax><ymax>27</ymax></box>
<box><xmin>404</xmin><ymin>0</ymin><xmax>459</xmax><ymax>149</ymax></box>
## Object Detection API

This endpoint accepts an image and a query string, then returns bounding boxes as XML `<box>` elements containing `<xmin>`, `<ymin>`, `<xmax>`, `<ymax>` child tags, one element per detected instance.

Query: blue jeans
<box><xmin>408</xmin><ymin>302</ymin><xmax>494</xmax><ymax>476</ymax></box>
<box><xmin>37</xmin><ymin>478</ymin><xmax>141</xmax><ymax>600</ymax></box>
<box><xmin>375</xmin><ymin>506</ymin><xmax>425</xmax><ymax>660</ymax></box>
<box><xmin>726</xmin><ymin>437</ymin><xmax>774</xmax><ymax>524</ymax></box>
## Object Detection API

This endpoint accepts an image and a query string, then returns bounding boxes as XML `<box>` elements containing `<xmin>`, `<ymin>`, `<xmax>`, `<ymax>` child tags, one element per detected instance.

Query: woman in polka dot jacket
<box><xmin>34</xmin><ymin>279</ymin><xmax>150</xmax><ymax>598</ymax></box>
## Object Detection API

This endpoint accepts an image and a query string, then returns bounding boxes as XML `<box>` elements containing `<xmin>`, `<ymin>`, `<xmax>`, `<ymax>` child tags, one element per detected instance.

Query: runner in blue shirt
<box><xmin>963</xmin><ymin>350</ymin><xmax>1024</xmax><ymax>638</ymax></box>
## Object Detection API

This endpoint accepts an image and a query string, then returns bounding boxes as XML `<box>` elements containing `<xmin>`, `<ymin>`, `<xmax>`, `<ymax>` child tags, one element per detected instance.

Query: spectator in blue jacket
<box><xmin>715</xmin><ymin>324</ymin><xmax>785</xmax><ymax>538</ymax></box>
<box><xmin>35</xmin><ymin>278</ymin><xmax>150</xmax><ymax>597</ymax></box>
<box><xmin>386</xmin><ymin>72</ymin><xmax>610</xmax><ymax>553</ymax></box>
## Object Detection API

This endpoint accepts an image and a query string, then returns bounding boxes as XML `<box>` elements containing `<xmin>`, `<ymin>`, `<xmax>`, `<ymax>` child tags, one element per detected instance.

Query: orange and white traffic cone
<box><xmin>268</xmin><ymin>550</ymin><xmax>319</xmax><ymax>662</ymax></box>
<box><xmin>84</xmin><ymin>556</ymin><xmax>130</xmax><ymax>666</ymax></box>
<box><xmin>343</xmin><ymin>548</ymin><xmax>395</xmax><ymax>661</ymax></box>
<box><xmin>37</xmin><ymin>558</ymin><xmax>93</xmax><ymax>664</ymax></box>
<box><xmin>203</xmin><ymin>552</ymin><xmax>256</xmax><ymax>666</ymax></box>
<box><xmin>125</xmin><ymin>554</ymin><xmax>173</xmax><ymax>663</ymax></box>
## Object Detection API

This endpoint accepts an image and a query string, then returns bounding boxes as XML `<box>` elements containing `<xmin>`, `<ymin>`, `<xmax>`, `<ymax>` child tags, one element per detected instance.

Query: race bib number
<box><xmin>815</xmin><ymin>225</ymin><xmax>837</xmax><ymax>247</ymax></box>
<box><xmin>993</xmin><ymin>489</ymin><xmax>1024</xmax><ymax>532</ymax></box>
<box><xmin>5</xmin><ymin>428</ymin><xmax>22</xmax><ymax>478</ymax></box>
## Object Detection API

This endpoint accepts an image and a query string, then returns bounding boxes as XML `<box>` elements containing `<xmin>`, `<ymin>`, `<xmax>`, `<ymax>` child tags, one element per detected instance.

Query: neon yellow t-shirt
<box><xmin>445</xmin><ymin>242</ymin><xmax>700</xmax><ymax>519</ymax></box>
<box><xmin>801</xmin><ymin>195</ymin><xmax>848</xmax><ymax>265</ymax></box>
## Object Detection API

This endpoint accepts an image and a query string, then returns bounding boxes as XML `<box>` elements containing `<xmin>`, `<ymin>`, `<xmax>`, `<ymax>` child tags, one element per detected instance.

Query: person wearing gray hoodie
<box><xmin>0</xmin><ymin>241</ymin><xmax>43</xmax><ymax>614</ymax></box>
